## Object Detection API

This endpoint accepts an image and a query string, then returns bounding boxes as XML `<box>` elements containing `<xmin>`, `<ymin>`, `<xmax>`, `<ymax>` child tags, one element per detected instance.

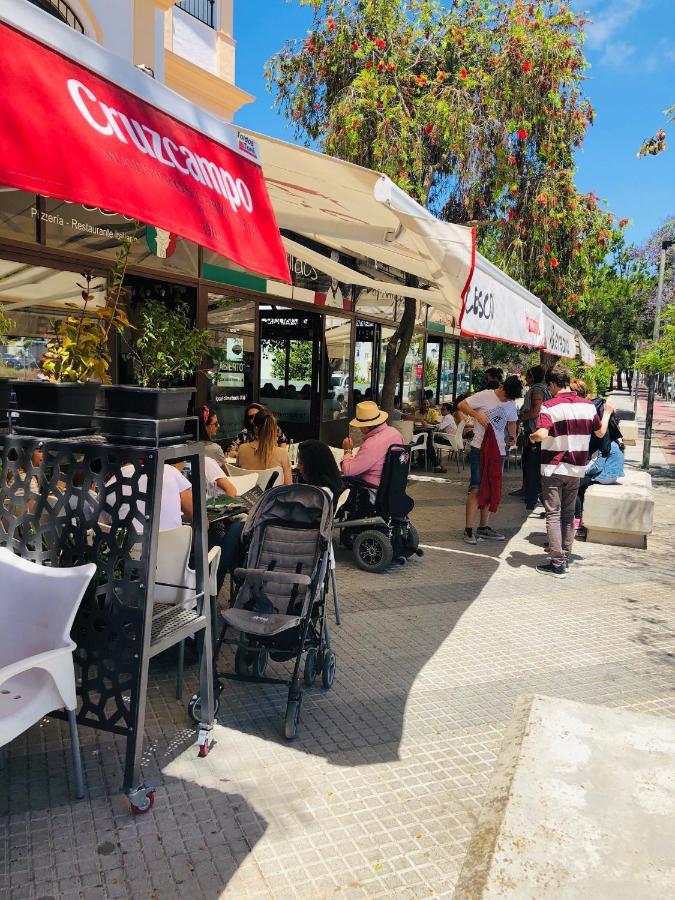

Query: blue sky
<box><xmin>234</xmin><ymin>0</ymin><xmax>675</xmax><ymax>247</ymax></box>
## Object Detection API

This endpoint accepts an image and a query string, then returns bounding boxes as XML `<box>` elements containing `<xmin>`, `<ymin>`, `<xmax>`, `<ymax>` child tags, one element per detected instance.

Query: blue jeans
<box><xmin>469</xmin><ymin>447</ymin><xmax>505</xmax><ymax>489</ymax></box>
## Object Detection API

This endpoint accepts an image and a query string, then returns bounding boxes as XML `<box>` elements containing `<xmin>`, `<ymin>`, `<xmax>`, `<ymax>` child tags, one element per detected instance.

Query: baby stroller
<box><xmin>190</xmin><ymin>484</ymin><xmax>337</xmax><ymax>740</ymax></box>
<box><xmin>334</xmin><ymin>444</ymin><xmax>423</xmax><ymax>573</ymax></box>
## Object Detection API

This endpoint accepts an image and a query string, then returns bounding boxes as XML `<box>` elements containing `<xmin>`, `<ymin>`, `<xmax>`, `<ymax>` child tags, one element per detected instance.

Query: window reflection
<box><xmin>456</xmin><ymin>342</ymin><xmax>472</xmax><ymax>396</ymax></box>
<box><xmin>322</xmin><ymin>316</ymin><xmax>351</xmax><ymax>422</ymax></box>
<box><xmin>401</xmin><ymin>334</ymin><xmax>423</xmax><ymax>406</ymax></box>
<box><xmin>206</xmin><ymin>295</ymin><xmax>254</xmax><ymax>439</ymax></box>
<box><xmin>440</xmin><ymin>339</ymin><xmax>458</xmax><ymax>402</ymax></box>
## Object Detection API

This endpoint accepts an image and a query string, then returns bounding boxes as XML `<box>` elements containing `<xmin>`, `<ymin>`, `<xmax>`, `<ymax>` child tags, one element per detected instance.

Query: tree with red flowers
<box><xmin>267</xmin><ymin>0</ymin><xmax>622</xmax><ymax>407</ymax></box>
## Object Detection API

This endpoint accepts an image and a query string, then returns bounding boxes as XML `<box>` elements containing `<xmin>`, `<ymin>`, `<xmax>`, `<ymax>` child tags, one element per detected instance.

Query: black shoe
<box><xmin>536</xmin><ymin>562</ymin><xmax>567</xmax><ymax>579</ymax></box>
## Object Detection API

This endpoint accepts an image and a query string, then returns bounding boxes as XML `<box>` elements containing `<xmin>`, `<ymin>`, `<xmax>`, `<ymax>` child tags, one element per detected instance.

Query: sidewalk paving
<box><xmin>1</xmin><ymin>417</ymin><xmax>674</xmax><ymax>899</ymax></box>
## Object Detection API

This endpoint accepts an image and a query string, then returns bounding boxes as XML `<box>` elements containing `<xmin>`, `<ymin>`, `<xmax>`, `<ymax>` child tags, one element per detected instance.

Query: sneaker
<box><xmin>536</xmin><ymin>562</ymin><xmax>567</xmax><ymax>579</ymax></box>
<box><xmin>477</xmin><ymin>526</ymin><xmax>506</xmax><ymax>541</ymax></box>
<box><xmin>463</xmin><ymin>529</ymin><xmax>478</xmax><ymax>544</ymax></box>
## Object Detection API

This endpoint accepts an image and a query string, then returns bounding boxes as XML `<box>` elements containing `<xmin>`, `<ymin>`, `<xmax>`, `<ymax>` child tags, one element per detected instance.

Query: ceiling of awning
<box><xmin>241</xmin><ymin>129</ymin><xmax>473</xmax><ymax>318</ymax></box>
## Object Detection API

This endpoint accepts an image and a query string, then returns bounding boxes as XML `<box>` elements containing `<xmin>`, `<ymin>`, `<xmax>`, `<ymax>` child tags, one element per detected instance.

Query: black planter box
<box><xmin>11</xmin><ymin>380</ymin><xmax>100</xmax><ymax>436</ymax></box>
<box><xmin>100</xmin><ymin>385</ymin><xmax>195</xmax><ymax>445</ymax></box>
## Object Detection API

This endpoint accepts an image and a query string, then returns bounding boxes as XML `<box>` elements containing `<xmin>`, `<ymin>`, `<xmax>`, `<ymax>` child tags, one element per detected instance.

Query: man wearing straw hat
<box><xmin>341</xmin><ymin>400</ymin><xmax>403</xmax><ymax>489</ymax></box>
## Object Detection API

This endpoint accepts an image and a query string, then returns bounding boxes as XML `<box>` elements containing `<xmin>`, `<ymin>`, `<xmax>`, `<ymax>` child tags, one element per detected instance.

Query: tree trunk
<box><xmin>380</xmin><ymin>284</ymin><xmax>418</xmax><ymax>415</ymax></box>
<box><xmin>616</xmin><ymin>370</ymin><xmax>624</xmax><ymax>391</ymax></box>
<box><xmin>626</xmin><ymin>370</ymin><xmax>633</xmax><ymax>394</ymax></box>
<box><xmin>539</xmin><ymin>351</ymin><xmax>559</xmax><ymax>371</ymax></box>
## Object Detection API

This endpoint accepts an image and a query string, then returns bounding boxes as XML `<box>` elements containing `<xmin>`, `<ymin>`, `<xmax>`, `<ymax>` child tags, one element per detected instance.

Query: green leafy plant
<box><xmin>0</xmin><ymin>306</ymin><xmax>15</xmax><ymax>344</ymax></box>
<box><xmin>40</xmin><ymin>234</ymin><xmax>135</xmax><ymax>383</ymax></box>
<box><xmin>125</xmin><ymin>298</ymin><xmax>210</xmax><ymax>388</ymax></box>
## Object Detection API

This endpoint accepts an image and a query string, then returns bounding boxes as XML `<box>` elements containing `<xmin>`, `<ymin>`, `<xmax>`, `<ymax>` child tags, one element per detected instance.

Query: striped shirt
<box><xmin>537</xmin><ymin>393</ymin><xmax>601</xmax><ymax>477</ymax></box>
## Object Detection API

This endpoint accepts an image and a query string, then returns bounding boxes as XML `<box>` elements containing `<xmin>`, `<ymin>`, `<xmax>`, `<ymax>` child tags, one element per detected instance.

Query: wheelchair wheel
<box><xmin>353</xmin><ymin>530</ymin><xmax>393</xmax><ymax>573</ymax></box>
<box><xmin>404</xmin><ymin>523</ymin><xmax>420</xmax><ymax>557</ymax></box>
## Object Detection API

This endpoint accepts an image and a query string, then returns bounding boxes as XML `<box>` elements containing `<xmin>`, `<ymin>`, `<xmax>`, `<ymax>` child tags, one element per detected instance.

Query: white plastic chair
<box><xmin>0</xmin><ymin>548</ymin><xmax>96</xmax><ymax>799</ymax></box>
<box><xmin>410</xmin><ymin>431</ymin><xmax>428</xmax><ymax>470</ymax></box>
<box><xmin>227</xmin><ymin>473</ymin><xmax>259</xmax><ymax>496</ymax></box>
<box><xmin>434</xmin><ymin>420</ymin><xmax>467</xmax><ymax>472</ymax></box>
<box><xmin>394</xmin><ymin>419</ymin><xmax>414</xmax><ymax>443</ymax></box>
<box><xmin>153</xmin><ymin>526</ymin><xmax>221</xmax><ymax>699</ymax></box>
<box><xmin>329</xmin><ymin>446</ymin><xmax>345</xmax><ymax>464</ymax></box>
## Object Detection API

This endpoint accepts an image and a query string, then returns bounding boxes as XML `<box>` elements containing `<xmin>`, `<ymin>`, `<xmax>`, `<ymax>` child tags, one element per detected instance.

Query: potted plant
<box><xmin>12</xmin><ymin>238</ymin><xmax>134</xmax><ymax>437</ymax></box>
<box><xmin>0</xmin><ymin>305</ymin><xmax>15</xmax><ymax>419</ymax></box>
<box><xmin>101</xmin><ymin>298</ymin><xmax>210</xmax><ymax>445</ymax></box>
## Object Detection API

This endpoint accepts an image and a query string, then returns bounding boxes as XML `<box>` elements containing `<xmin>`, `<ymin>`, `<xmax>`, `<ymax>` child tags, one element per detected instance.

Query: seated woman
<box><xmin>232</xmin><ymin>403</ymin><xmax>287</xmax><ymax>450</ymax></box>
<box><xmin>237</xmin><ymin>410</ymin><xmax>293</xmax><ymax>485</ymax></box>
<box><xmin>196</xmin><ymin>404</ymin><xmax>227</xmax><ymax>471</ymax></box>
<box><xmin>575</xmin><ymin>440</ymin><xmax>625</xmax><ymax>528</ymax></box>
<box><xmin>296</xmin><ymin>439</ymin><xmax>344</xmax><ymax>507</ymax></box>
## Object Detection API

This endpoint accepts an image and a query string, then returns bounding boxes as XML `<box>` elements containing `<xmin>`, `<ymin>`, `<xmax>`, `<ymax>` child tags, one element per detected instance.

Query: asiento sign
<box><xmin>0</xmin><ymin>21</ymin><xmax>290</xmax><ymax>283</ymax></box>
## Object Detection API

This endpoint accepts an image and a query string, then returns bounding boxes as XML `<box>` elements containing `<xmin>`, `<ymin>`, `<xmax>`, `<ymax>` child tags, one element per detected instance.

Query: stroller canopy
<box><xmin>242</xmin><ymin>484</ymin><xmax>334</xmax><ymax>544</ymax></box>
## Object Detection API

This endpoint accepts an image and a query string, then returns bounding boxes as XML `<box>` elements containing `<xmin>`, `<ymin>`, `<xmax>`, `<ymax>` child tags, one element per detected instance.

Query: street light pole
<box><xmin>642</xmin><ymin>239</ymin><xmax>674</xmax><ymax>468</ymax></box>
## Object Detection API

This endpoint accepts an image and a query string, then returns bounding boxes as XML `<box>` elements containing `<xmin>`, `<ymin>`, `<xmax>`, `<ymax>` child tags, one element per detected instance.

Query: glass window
<box><xmin>0</xmin><ymin>189</ymin><xmax>38</xmax><ymax>242</ymax></box>
<box><xmin>353</xmin><ymin>320</ymin><xmax>375</xmax><ymax>405</ymax></box>
<box><xmin>376</xmin><ymin>325</ymin><xmax>396</xmax><ymax>402</ymax></box>
<box><xmin>206</xmin><ymin>296</ymin><xmax>255</xmax><ymax>440</ymax></box>
<box><xmin>43</xmin><ymin>199</ymin><xmax>198</xmax><ymax>276</ymax></box>
<box><xmin>424</xmin><ymin>338</ymin><xmax>441</xmax><ymax>402</ymax></box>
<box><xmin>322</xmin><ymin>316</ymin><xmax>351</xmax><ymax>422</ymax></box>
<box><xmin>401</xmin><ymin>334</ymin><xmax>423</xmax><ymax>407</ymax></box>
<box><xmin>259</xmin><ymin>309</ymin><xmax>317</xmax><ymax>425</ymax></box>
<box><xmin>456</xmin><ymin>341</ymin><xmax>472</xmax><ymax>397</ymax></box>
<box><xmin>0</xmin><ymin>259</ymin><xmax>106</xmax><ymax>379</ymax></box>
<box><xmin>440</xmin><ymin>339</ymin><xmax>458</xmax><ymax>402</ymax></box>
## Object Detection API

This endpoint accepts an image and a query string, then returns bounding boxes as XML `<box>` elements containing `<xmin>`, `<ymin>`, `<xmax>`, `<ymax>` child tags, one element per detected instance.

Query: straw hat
<box><xmin>350</xmin><ymin>400</ymin><xmax>388</xmax><ymax>429</ymax></box>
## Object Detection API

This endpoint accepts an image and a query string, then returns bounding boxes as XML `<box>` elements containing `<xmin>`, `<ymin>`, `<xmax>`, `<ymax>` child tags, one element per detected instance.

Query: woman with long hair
<box><xmin>296</xmin><ymin>440</ymin><xmax>344</xmax><ymax>507</ymax></box>
<box><xmin>233</xmin><ymin>403</ymin><xmax>287</xmax><ymax>449</ymax></box>
<box><xmin>237</xmin><ymin>410</ymin><xmax>293</xmax><ymax>484</ymax></box>
<box><xmin>196</xmin><ymin>404</ymin><xmax>227</xmax><ymax>470</ymax></box>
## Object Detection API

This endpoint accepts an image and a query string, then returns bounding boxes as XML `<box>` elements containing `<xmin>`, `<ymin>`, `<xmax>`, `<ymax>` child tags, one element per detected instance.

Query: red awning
<box><xmin>0</xmin><ymin>20</ymin><xmax>290</xmax><ymax>284</ymax></box>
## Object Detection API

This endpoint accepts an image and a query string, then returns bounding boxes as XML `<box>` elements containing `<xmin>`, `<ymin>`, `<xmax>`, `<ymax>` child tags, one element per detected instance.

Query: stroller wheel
<box><xmin>284</xmin><ymin>697</ymin><xmax>302</xmax><ymax>740</ymax></box>
<box><xmin>304</xmin><ymin>648</ymin><xmax>318</xmax><ymax>687</ymax></box>
<box><xmin>353</xmin><ymin>529</ymin><xmax>393</xmax><ymax>573</ymax></box>
<box><xmin>321</xmin><ymin>650</ymin><xmax>336</xmax><ymax>690</ymax></box>
<box><xmin>252</xmin><ymin>650</ymin><xmax>268</xmax><ymax>679</ymax></box>
<box><xmin>234</xmin><ymin>647</ymin><xmax>250</xmax><ymax>676</ymax></box>
<box><xmin>187</xmin><ymin>690</ymin><xmax>221</xmax><ymax>725</ymax></box>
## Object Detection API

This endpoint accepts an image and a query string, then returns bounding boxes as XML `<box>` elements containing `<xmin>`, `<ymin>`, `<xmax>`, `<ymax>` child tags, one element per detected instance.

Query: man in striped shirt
<box><xmin>529</xmin><ymin>366</ymin><xmax>613</xmax><ymax>578</ymax></box>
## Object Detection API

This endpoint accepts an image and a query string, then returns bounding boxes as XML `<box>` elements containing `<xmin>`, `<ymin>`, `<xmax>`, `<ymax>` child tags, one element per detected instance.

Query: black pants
<box><xmin>523</xmin><ymin>440</ymin><xmax>542</xmax><ymax>509</ymax></box>
<box><xmin>208</xmin><ymin>519</ymin><xmax>245</xmax><ymax>594</ymax></box>
<box><xmin>574</xmin><ymin>476</ymin><xmax>594</xmax><ymax>520</ymax></box>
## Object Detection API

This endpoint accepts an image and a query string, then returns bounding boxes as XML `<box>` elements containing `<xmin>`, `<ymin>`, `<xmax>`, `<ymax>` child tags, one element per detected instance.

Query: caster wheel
<box><xmin>235</xmin><ymin>646</ymin><xmax>250</xmax><ymax>676</ymax></box>
<box><xmin>252</xmin><ymin>650</ymin><xmax>268</xmax><ymax>679</ymax></box>
<box><xmin>130</xmin><ymin>791</ymin><xmax>155</xmax><ymax>815</ymax></box>
<box><xmin>304</xmin><ymin>648</ymin><xmax>318</xmax><ymax>687</ymax></box>
<box><xmin>353</xmin><ymin>530</ymin><xmax>393</xmax><ymax>573</ymax></box>
<box><xmin>187</xmin><ymin>690</ymin><xmax>221</xmax><ymax>725</ymax></box>
<box><xmin>284</xmin><ymin>697</ymin><xmax>302</xmax><ymax>740</ymax></box>
<box><xmin>322</xmin><ymin>650</ymin><xmax>336</xmax><ymax>690</ymax></box>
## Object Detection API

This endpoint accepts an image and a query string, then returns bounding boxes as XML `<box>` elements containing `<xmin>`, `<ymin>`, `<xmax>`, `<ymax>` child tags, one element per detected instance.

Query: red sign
<box><xmin>0</xmin><ymin>22</ymin><xmax>290</xmax><ymax>284</ymax></box>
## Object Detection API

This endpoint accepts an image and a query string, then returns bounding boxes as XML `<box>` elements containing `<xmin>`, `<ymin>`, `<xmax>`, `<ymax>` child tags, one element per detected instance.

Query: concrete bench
<box><xmin>583</xmin><ymin>468</ymin><xmax>654</xmax><ymax>549</ymax></box>
<box><xmin>620</xmin><ymin>419</ymin><xmax>639</xmax><ymax>445</ymax></box>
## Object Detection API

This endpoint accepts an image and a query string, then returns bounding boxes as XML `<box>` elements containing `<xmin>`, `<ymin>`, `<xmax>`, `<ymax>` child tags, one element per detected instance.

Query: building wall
<box><xmin>34</xmin><ymin>0</ymin><xmax>251</xmax><ymax>120</ymax></box>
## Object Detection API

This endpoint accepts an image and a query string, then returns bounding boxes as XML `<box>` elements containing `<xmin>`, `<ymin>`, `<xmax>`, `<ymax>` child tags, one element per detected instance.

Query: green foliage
<box><xmin>567</xmin><ymin>349</ymin><xmax>613</xmax><ymax>397</ymax></box>
<box><xmin>423</xmin><ymin>356</ymin><xmax>438</xmax><ymax>388</ymax></box>
<box><xmin>636</xmin><ymin>304</ymin><xmax>675</xmax><ymax>374</ymax></box>
<box><xmin>268</xmin><ymin>0</ymin><xmax>621</xmax><ymax>315</ymax></box>
<box><xmin>267</xmin><ymin>340</ymin><xmax>313</xmax><ymax>381</ymax></box>
<box><xmin>127</xmin><ymin>299</ymin><xmax>210</xmax><ymax>388</ymax></box>
<box><xmin>41</xmin><ymin>235</ymin><xmax>135</xmax><ymax>383</ymax></box>
<box><xmin>0</xmin><ymin>306</ymin><xmax>15</xmax><ymax>343</ymax></box>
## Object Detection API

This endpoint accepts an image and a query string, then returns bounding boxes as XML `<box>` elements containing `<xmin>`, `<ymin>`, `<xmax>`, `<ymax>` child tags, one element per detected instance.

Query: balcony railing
<box><xmin>28</xmin><ymin>0</ymin><xmax>85</xmax><ymax>33</ymax></box>
<box><xmin>176</xmin><ymin>0</ymin><xmax>216</xmax><ymax>28</ymax></box>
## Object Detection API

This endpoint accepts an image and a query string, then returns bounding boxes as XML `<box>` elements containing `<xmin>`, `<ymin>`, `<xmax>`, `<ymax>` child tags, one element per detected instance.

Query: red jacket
<box><xmin>478</xmin><ymin>425</ymin><xmax>503</xmax><ymax>513</ymax></box>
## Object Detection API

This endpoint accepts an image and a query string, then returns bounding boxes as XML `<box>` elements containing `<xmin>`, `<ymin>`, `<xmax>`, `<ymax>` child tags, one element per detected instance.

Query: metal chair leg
<box><xmin>330</xmin><ymin>567</ymin><xmax>341</xmax><ymax>626</ymax></box>
<box><xmin>67</xmin><ymin>708</ymin><xmax>85</xmax><ymax>800</ymax></box>
<box><xmin>176</xmin><ymin>639</ymin><xmax>185</xmax><ymax>700</ymax></box>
